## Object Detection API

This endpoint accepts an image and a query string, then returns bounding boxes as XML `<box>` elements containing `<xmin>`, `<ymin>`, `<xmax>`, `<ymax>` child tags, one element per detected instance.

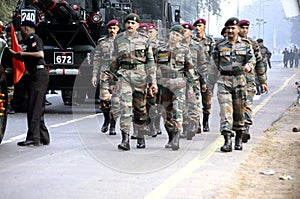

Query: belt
<box><xmin>120</xmin><ymin>64</ymin><xmax>143</xmax><ymax>70</ymax></box>
<box><xmin>36</xmin><ymin>65</ymin><xmax>45</xmax><ymax>69</ymax></box>
<box><xmin>220</xmin><ymin>70</ymin><xmax>244</xmax><ymax>76</ymax></box>
<box><xmin>161</xmin><ymin>72</ymin><xmax>184</xmax><ymax>79</ymax></box>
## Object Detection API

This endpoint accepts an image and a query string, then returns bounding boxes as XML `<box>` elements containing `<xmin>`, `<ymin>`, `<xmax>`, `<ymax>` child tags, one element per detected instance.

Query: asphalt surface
<box><xmin>0</xmin><ymin>58</ymin><xmax>299</xmax><ymax>199</ymax></box>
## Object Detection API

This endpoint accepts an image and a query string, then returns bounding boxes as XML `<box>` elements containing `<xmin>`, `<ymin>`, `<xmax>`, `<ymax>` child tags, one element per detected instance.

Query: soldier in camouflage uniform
<box><xmin>192</xmin><ymin>18</ymin><xmax>216</xmax><ymax>133</ymax></box>
<box><xmin>181</xmin><ymin>23</ymin><xmax>206</xmax><ymax>140</ymax></box>
<box><xmin>154</xmin><ymin>25</ymin><xmax>195</xmax><ymax>150</ymax></box>
<box><xmin>212</xmin><ymin>17</ymin><xmax>255</xmax><ymax>152</ymax></box>
<box><xmin>238</xmin><ymin>20</ymin><xmax>268</xmax><ymax>143</ymax></box>
<box><xmin>109</xmin><ymin>13</ymin><xmax>157</xmax><ymax>151</ymax></box>
<box><xmin>256</xmin><ymin>38</ymin><xmax>272</xmax><ymax>94</ymax></box>
<box><xmin>145</xmin><ymin>23</ymin><xmax>164</xmax><ymax>137</ymax></box>
<box><xmin>91</xmin><ymin>19</ymin><xmax>120</xmax><ymax>135</ymax></box>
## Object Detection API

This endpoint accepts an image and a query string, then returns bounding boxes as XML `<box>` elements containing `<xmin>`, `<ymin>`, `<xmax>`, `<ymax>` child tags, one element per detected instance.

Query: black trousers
<box><xmin>26</xmin><ymin>68</ymin><xmax>50</xmax><ymax>143</ymax></box>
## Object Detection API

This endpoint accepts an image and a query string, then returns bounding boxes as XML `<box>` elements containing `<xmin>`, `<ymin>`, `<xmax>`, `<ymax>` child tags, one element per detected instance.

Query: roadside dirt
<box><xmin>213</xmin><ymin>103</ymin><xmax>300</xmax><ymax>199</ymax></box>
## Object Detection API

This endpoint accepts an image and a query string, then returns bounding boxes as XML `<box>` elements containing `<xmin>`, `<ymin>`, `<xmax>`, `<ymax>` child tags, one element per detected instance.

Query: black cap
<box><xmin>224</xmin><ymin>17</ymin><xmax>239</xmax><ymax>27</ymax></box>
<box><xmin>257</xmin><ymin>38</ymin><xmax>263</xmax><ymax>43</ymax></box>
<box><xmin>21</xmin><ymin>20</ymin><xmax>37</xmax><ymax>29</ymax></box>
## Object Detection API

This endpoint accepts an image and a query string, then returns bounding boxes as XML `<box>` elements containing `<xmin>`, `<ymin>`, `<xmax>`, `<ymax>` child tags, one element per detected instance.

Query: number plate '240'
<box><xmin>54</xmin><ymin>52</ymin><xmax>74</xmax><ymax>65</ymax></box>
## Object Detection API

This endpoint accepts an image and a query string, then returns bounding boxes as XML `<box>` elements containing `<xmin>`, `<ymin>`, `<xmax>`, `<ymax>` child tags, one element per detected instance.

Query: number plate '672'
<box><xmin>54</xmin><ymin>52</ymin><xmax>74</xmax><ymax>65</ymax></box>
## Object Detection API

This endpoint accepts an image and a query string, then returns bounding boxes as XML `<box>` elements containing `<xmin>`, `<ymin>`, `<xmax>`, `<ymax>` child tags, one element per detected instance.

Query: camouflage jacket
<box><xmin>155</xmin><ymin>42</ymin><xmax>195</xmax><ymax>82</ymax></box>
<box><xmin>192</xmin><ymin>34</ymin><xmax>215</xmax><ymax>64</ymax></box>
<box><xmin>213</xmin><ymin>36</ymin><xmax>255</xmax><ymax>73</ymax></box>
<box><xmin>183</xmin><ymin>38</ymin><xmax>206</xmax><ymax>85</ymax></box>
<box><xmin>92</xmin><ymin>36</ymin><xmax>115</xmax><ymax>77</ymax></box>
<box><xmin>110</xmin><ymin>31</ymin><xmax>156</xmax><ymax>84</ymax></box>
<box><xmin>248</xmin><ymin>37</ymin><xmax>267</xmax><ymax>84</ymax></box>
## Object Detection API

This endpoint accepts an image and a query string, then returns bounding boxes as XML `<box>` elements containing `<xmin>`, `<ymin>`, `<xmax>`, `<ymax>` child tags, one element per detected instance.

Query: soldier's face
<box><xmin>227</xmin><ymin>25</ymin><xmax>239</xmax><ymax>39</ymax></box>
<box><xmin>239</xmin><ymin>26</ymin><xmax>249</xmax><ymax>38</ymax></box>
<box><xmin>125</xmin><ymin>20</ymin><xmax>139</xmax><ymax>33</ymax></box>
<box><xmin>168</xmin><ymin>31</ymin><xmax>183</xmax><ymax>44</ymax></box>
<box><xmin>184</xmin><ymin>29</ymin><xmax>192</xmax><ymax>38</ymax></box>
<box><xmin>148</xmin><ymin>29</ymin><xmax>158</xmax><ymax>40</ymax></box>
<box><xmin>194</xmin><ymin>23</ymin><xmax>205</xmax><ymax>34</ymax></box>
<box><xmin>108</xmin><ymin>25</ymin><xmax>119</xmax><ymax>37</ymax></box>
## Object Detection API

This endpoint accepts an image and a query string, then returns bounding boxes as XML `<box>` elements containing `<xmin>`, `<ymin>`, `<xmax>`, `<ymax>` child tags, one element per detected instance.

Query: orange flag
<box><xmin>11</xmin><ymin>24</ymin><xmax>25</xmax><ymax>84</ymax></box>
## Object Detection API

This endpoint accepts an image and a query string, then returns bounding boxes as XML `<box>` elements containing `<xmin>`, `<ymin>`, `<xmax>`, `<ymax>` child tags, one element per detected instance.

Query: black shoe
<box><xmin>203</xmin><ymin>114</ymin><xmax>210</xmax><ymax>132</ymax></box>
<box><xmin>242</xmin><ymin>126</ymin><xmax>251</xmax><ymax>143</ymax></box>
<box><xmin>41</xmin><ymin>139</ymin><xmax>50</xmax><ymax>145</ymax></box>
<box><xmin>45</xmin><ymin>99</ymin><xmax>52</xmax><ymax>106</ymax></box>
<box><xmin>118</xmin><ymin>131</ymin><xmax>130</xmax><ymax>151</ymax></box>
<box><xmin>17</xmin><ymin>140</ymin><xmax>42</xmax><ymax>146</ymax></box>
<box><xmin>136</xmin><ymin>138</ymin><xmax>146</xmax><ymax>148</ymax></box>
<box><xmin>234</xmin><ymin>131</ymin><xmax>243</xmax><ymax>150</ymax></box>
<box><xmin>171</xmin><ymin>131</ymin><xmax>180</xmax><ymax>151</ymax></box>
<box><xmin>220</xmin><ymin>131</ymin><xmax>233</xmax><ymax>152</ymax></box>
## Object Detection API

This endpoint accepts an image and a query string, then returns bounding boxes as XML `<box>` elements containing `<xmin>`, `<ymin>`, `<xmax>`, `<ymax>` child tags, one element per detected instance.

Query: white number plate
<box><xmin>54</xmin><ymin>52</ymin><xmax>74</xmax><ymax>65</ymax></box>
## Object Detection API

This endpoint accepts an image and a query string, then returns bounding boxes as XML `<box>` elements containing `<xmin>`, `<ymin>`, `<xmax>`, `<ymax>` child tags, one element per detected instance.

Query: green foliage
<box><xmin>0</xmin><ymin>0</ymin><xmax>18</xmax><ymax>25</ymax></box>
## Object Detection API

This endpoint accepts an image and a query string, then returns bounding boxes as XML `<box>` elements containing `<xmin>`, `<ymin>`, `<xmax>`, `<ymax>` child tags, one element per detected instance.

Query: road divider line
<box><xmin>144</xmin><ymin>72</ymin><xmax>298</xmax><ymax>198</ymax></box>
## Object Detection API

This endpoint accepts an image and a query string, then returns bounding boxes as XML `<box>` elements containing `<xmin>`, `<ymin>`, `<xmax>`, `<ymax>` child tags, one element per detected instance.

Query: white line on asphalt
<box><xmin>1</xmin><ymin>113</ymin><xmax>101</xmax><ymax>145</ymax></box>
<box><xmin>144</xmin><ymin>72</ymin><xmax>298</xmax><ymax>199</ymax></box>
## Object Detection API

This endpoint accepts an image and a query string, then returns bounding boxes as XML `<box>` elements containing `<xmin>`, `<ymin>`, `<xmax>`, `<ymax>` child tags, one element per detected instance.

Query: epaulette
<box><xmin>215</xmin><ymin>38</ymin><xmax>227</xmax><ymax>47</ymax></box>
<box><xmin>115</xmin><ymin>32</ymin><xmax>125</xmax><ymax>40</ymax></box>
<box><xmin>138</xmin><ymin>32</ymin><xmax>149</xmax><ymax>39</ymax></box>
<box><xmin>97</xmin><ymin>36</ymin><xmax>107</xmax><ymax>44</ymax></box>
<box><xmin>241</xmin><ymin>37</ymin><xmax>251</xmax><ymax>44</ymax></box>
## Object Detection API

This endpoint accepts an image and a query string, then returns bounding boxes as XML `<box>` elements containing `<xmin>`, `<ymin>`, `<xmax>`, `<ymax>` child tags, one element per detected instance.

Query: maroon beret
<box><xmin>181</xmin><ymin>23</ymin><xmax>193</xmax><ymax>30</ymax></box>
<box><xmin>193</xmin><ymin>18</ymin><xmax>206</xmax><ymax>26</ymax></box>
<box><xmin>139</xmin><ymin>23</ymin><xmax>149</xmax><ymax>30</ymax></box>
<box><xmin>239</xmin><ymin>19</ymin><xmax>250</xmax><ymax>27</ymax></box>
<box><xmin>148</xmin><ymin>23</ymin><xmax>157</xmax><ymax>30</ymax></box>
<box><xmin>106</xmin><ymin>19</ymin><xmax>120</xmax><ymax>27</ymax></box>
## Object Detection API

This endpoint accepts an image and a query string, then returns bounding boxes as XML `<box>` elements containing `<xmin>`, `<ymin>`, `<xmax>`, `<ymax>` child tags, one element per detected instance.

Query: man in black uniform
<box><xmin>10</xmin><ymin>20</ymin><xmax>50</xmax><ymax>146</ymax></box>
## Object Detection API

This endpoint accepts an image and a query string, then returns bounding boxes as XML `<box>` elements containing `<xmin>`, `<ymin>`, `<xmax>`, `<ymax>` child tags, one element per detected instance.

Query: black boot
<box><xmin>203</xmin><ymin>113</ymin><xmax>210</xmax><ymax>132</ymax></box>
<box><xmin>136</xmin><ymin>129</ymin><xmax>146</xmax><ymax>149</ymax></box>
<box><xmin>118</xmin><ymin>131</ymin><xmax>130</xmax><ymax>151</ymax></box>
<box><xmin>154</xmin><ymin>116</ymin><xmax>162</xmax><ymax>135</ymax></box>
<box><xmin>242</xmin><ymin>125</ymin><xmax>251</xmax><ymax>143</ymax></box>
<box><xmin>101</xmin><ymin>111</ymin><xmax>110</xmax><ymax>133</ymax></box>
<box><xmin>186</xmin><ymin>121</ymin><xmax>197</xmax><ymax>140</ymax></box>
<box><xmin>234</xmin><ymin>131</ymin><xmax>243</xmax><ymax>150</ymax></box>
<box><xmin>171</xmin><ymin>130</ymin><xmax>180</xmax><ymax>150</ymax></box>
<box><xmin>220</xmin><ymin>131</ymin><xmax>233</xmax><ymax>152</ymax></box>
<box><xmin>165</xmin><ymin>131</ymin><xmax>173</xmax><ymax>148</ymax></box>
<box><xmin>109</xmin><ymin>115</ymin><xmax>116</xmax><ymax>135</ymax></box>
<box><xmin>196</xmin><ymin>122</ymin><xmax>201</xmax><ymax>134</ymax></box>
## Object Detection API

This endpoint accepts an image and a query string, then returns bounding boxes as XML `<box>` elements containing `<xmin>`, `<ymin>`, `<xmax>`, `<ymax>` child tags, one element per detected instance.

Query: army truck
<box><xmin>8</xmin><ymin>0</ymin><xmax>179</xmax><ymax>109</ymax></box>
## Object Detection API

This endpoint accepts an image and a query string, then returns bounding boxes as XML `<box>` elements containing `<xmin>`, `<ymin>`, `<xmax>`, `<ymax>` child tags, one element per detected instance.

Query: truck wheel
<box><xmin>0</xmin><ymin>69</ymin><xmax>8</xmax><ymax>144</ymax></box>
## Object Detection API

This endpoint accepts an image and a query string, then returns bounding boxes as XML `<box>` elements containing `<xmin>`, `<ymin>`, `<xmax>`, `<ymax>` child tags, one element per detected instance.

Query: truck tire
<box><xmin>0</xmin><ymin>68</ymin><xmax>8</xmax><ymax>144</ymax></box>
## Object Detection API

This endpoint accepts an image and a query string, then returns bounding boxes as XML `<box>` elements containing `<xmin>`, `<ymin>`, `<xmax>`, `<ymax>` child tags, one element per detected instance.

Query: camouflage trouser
<box><xmin>244</xmin><ymin>71</ymin><xmax>256</xmax><ymax>125</ymax></box>
<box><xmin>217</xmin><ymin>75</ymin><xmax>247</xmax><ymax>133</ymax></box>
<box><xmin>116</xmin><ymin>69</ymin><xmax>148</xmax><ymax>134</ymax></box>
<box><xmin>99</xmin><ymin>71</ymin><xmax>112</xmax><ymax>113</ymax></box>
<box><xmin>183</xmin><ymin>81</ymin><xmax>201</xmax><ymax>127</ymax></box>
<box><xmin>158</xmin><ymin>77</ymin><xmax>186</xmax><ymax>133</ymax></box>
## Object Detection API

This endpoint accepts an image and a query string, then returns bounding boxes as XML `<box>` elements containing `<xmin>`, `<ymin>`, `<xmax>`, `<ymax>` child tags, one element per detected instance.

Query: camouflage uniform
<box><xmin>145</xmin><ymin>38</ymin><xmax>165</xmax><ymax>137</ymax></box>
<box><xmin>155</xmin><ymin>40</ymin><xmax>195</xmax><ymax>150</ymax></box>
<box><xmin>93</xmin><ymin>36</ymin><xmax>117</xmax><ymax>134</ymax></box>
<box><xmin>192</xmin><ymin>34</ymin><xmax>215</xmax><ymax>132</ymax></box>
<box><xmin>110</xmin><ymin>30</ymin><xmax>156</xmax><ymax>150</ymax></box>
<box><xmin>213</xmin><ymin>35</ymin><xmax>255</xmax><ymax>152</ymax></box>
<box><xmin>182</xmin><ymin>38</ymin><xmax>206</xmax><ymax>139</ymax></box>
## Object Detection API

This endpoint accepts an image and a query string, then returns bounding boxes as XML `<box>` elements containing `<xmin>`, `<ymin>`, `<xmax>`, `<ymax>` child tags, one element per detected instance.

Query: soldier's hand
<box><xmin>261</xmin><ymin>83</ymin><xmax>268</xmax><ymax>94</ymax></box>
<box><xmin>91</xmin><ymin>76</ymin><xmax>97</xmax><ymax>87</ymax></box>
<box><xmin>109</xmin><ymin>85</ymin><xmax>116</xmax><ymax>94</ymax></box>
<box><xmin>9</xmin><ymin>49</ymin><xmax>23</xmax><ymax>60</ymax></box>
<box><xmin>149</xmin><ymin>83</ymin><xmax>158</xmax><ymax>97</ymax></box>
<box><xmin>201</xmin><ymin>83</ymin><xmax>207</xmax><ymax>92</ymax></box>
<box><xmin>244</xmin><ymin>64</ymin><xmax>252</xmax><ymax>73</ymax></box>
<box><xmin>187</xmin><ymin>88</ymin><xmax>194</xmax><ymax>98</ymax></box>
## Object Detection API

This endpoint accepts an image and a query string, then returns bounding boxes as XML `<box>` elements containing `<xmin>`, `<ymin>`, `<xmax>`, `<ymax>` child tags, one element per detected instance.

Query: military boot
<box><xmin>242</xmin><ymin>125</ymin><xmax>251</xmax><ymax>143</ymax></box>
<box><xmin>220</xmin><ymin>131</ymin><xmax>233</xmax><ymax>152</ymax></box>
<box><xmin>234</xmin><ymin>131</ymin><xmax>243</xmax><ymax>150</ymax></box>
<box><xmin>203</xmin><ymin>113</ymin><xmax>210</xmax><ymax>132</ymax></box>
<box><xmin>186</xmin><ymin>121</ymin><xmax>197</xmax><ymax>140</ymax></box>
<box><xmin>109</xmin><ymin>115</ymin><xmax>116</xmax><ymax>135</ymax></box>
<box><xmin>165</xmin><ymin>131</ymin><xmax>173</xmax><ymax>148</ymax></box>
<box><xmin>171</xmin><ymin>130</ymin><xmax>180</xmax><ymax>151</ymax></box>
<box><xmin>196</xmin><ymin>122</ymin><xmax>202</xmax><ymax>134</ymax></box>
<box><xmin>101</xmin><ymin>111</ymin><xmax>110</xmax><ymax>133</ymax></box>
<box><xmin>136</xmin><ymin>128</ymin><xmax>146</xmax><ymax>149</ymax></box>
<box><xmin>118</xmin><ymin>131</ymin><xmax>130</xmax><ymax>151</ymax></box>
<box><xmin>154</xmin><ymin>116</ymin><xmax>162</xmax><ymax>135</ymax></box>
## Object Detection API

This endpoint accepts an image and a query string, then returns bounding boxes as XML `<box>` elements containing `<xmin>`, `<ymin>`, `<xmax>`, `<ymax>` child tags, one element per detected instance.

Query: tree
<box><xmin>0</xmin><ymin>0</ymin><xmax>18</xmax><ymax>25</ymax></box>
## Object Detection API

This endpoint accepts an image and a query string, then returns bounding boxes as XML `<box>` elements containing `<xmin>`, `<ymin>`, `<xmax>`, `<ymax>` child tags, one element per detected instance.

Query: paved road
<box><xmin>1</xmin><ymin>60</ymin><xmax>299</xmax><ymax>199</ymax></box>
